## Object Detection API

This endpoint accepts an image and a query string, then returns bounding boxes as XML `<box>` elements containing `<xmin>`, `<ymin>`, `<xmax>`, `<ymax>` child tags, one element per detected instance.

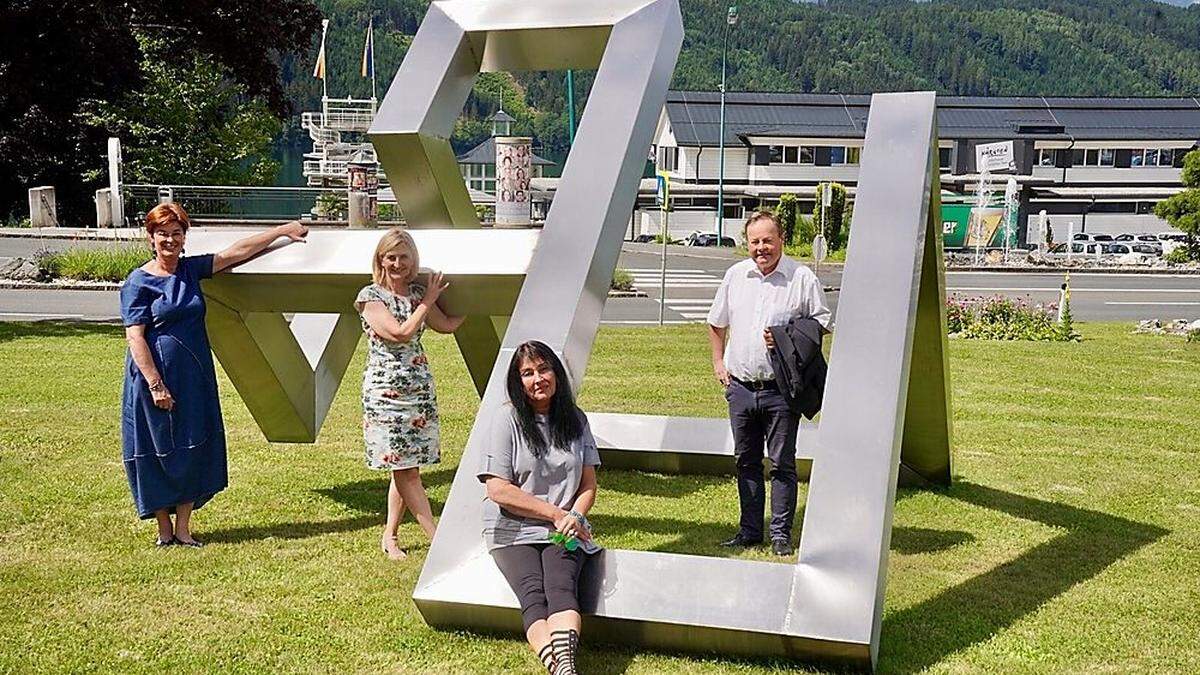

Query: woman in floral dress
<box><xmin>355</xmin><ymin>228</ymin><xmax>464</xmax><ymax>560</ymax></box>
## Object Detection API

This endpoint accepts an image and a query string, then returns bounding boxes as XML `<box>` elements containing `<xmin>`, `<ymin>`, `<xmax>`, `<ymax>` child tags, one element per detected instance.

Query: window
<box><xmin>769</xmin><ymin>145</ymin><xmax>784</xmax><ymax>164</ymax></box>
<box><xmin>939</xmin><ymin>147</ymin><xmax>953</xmax><ymax>170</ymax></box>
<box><xmin>800</xmin><ymin>146</ymin><xmax>815</xmax><ymax>165</ymax></box>
<box><xmin>658</xmin><ymin>146</ymin><xmax>678</xmax><ymax>172</ymax></box>
<box><xmin>784</xmin><ymin>146</ymin><xmax>798</xmax><ymax>164</ymax></box>
<box><xmin>830</xmin><ymin>146</ymin><xmax>846</xmax><ymax>165</ymax></box>
<box><xmin>1076</xmin><ymin>148</ymin><xmax>1117</xmax><ymax>167</ymax></box>
<box><xmin>1138</xmin><ymin>148</ymin><xmax>1174</xmax><ymax>167</ymax></box>
<box><xmin>1037</xmin><ymin>149</ymin><xmax>1056</xmax><ymax>167</ymax></box>
<box><xmin>846</xmin><ymin>147</ymin><xmax>861</xmax><ymax>165</ymax></box>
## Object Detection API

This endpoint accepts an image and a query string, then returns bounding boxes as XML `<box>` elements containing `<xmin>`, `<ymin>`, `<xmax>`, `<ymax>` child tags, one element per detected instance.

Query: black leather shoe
<box><xmin>772</xmin><ymin>539</ymin><xmax>792</xmax><ymax>556</ymax></box>
<box><xmin>719</xmin><ymin>533</ymin><xmax>763</xmax><ymax>548</ymax></box>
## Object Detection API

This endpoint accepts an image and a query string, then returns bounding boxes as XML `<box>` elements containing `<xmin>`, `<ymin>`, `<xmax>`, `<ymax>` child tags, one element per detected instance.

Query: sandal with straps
<box><xmin>381</xmin><ymin>536</ymin><xmax>407</xmax><ymax>561</ymax></box>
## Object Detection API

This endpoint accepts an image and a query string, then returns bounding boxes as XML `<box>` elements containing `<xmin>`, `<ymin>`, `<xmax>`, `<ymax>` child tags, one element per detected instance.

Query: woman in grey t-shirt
<box><xmin>478</xmin><ymin>341</ymin><xmax>600</xmax><ymax>675</ymax></box>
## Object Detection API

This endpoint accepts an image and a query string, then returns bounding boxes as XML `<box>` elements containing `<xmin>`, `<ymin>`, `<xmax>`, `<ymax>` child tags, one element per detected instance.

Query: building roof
<box><xmin>665</xmin><ymin>91</ymin><xmax>1200</xmax><ymax>145</ymax></box>
<box><xmin>456</xmin><ymin>137</ymin><xmax>556</xmax><ymax>165</ymax></box>
<box><xmin>489</xmin><ymin>109</ymin><xmax>516</xmax><ymax>123</ymax></box>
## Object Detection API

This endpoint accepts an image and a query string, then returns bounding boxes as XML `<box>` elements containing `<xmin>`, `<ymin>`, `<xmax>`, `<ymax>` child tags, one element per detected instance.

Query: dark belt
<box><xmin>732</xmin><ymin>376</ymin><xmax>777</xmax><ymax>391</ymax></box>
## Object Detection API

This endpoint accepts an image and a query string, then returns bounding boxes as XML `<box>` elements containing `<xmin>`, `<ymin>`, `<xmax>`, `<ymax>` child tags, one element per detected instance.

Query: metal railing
<box><xmin>123</xmin><ymin>184</ymin><xmax>345</xmax><ymax>223</ymax></box>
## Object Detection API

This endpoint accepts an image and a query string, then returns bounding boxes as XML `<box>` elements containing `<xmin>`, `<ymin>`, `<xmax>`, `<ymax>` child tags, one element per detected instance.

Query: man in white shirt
<box><xmin>706</xmin><ymin>211</ymin><xmax>831</xmax><ymax>556</ymax></box>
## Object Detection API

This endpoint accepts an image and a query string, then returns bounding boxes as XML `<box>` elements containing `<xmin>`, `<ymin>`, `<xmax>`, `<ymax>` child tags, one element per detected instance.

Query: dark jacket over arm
<box><xmin>767</xmin><ymin>316</ymin><xmax>827</xmax><ymax>419</ymax></box>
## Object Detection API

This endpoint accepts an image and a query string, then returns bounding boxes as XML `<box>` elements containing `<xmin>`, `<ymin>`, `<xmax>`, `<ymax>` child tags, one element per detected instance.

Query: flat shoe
<box><xmin>172</xmin><ymin>536</ymin><xmax>204</xmax><ymax>548</ymax></box>
<box><xmin>155</xmin><ymin>538</ymin><xmax>174</xmax><ymax>547</ymax></box>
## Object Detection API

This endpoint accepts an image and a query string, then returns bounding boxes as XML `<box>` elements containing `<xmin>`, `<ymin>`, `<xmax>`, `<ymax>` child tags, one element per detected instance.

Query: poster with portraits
<box><xmin>495</xmin><ymin>137</ymin><xmax>532</xmax><ymax>225</ymax></box>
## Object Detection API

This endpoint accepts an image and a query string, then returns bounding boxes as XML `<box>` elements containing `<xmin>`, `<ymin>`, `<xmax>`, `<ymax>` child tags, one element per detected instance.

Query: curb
<box><xmin>3</xmin><ymin>281</ymin><xmax>658</xmax><ymax>296</ymax></box>
<box><xmin>945</xmin><ymin>265</ymin><xmax>1200</xmax><ymax>275</ymax></box>
<box><xmin>0</xmin><ymin>280</ymin><xmax>122</xmax><ymax>291</ymax></box>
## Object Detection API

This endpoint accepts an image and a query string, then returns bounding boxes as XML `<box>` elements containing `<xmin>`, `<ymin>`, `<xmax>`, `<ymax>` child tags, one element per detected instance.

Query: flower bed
<box><xmin>947</xmin><ymin>294</ymin><xmax>1078</xmax><ymax>341</ymax></box>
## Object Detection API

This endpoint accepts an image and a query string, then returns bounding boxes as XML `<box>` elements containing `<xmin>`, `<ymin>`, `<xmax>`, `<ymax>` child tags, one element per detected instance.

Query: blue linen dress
<box><xmin>119</xmin><ymin>254</ymin><xmax>227</xmax><ymax>519</ymax></box>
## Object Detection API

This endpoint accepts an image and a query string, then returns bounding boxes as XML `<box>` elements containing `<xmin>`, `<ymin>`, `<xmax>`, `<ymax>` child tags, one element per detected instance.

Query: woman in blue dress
<box><xmin>120</xmin><ymin>203</ymin><xmax>308</xmax><ymax>547</ymax></box>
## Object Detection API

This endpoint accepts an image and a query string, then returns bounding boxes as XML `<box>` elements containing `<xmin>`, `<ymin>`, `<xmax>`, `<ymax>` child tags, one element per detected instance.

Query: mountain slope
<box><xmin>289</xmin><ymin>0</ymin><xmax>1200</xmax><ymax>153</ymax></box>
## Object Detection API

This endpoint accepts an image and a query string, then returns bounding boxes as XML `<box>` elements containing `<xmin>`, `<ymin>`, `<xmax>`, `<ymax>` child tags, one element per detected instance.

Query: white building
<box><xmin>641</xmin><ymin>91</ymin><xmax>1200</xmax><ymax>244</ymax></box>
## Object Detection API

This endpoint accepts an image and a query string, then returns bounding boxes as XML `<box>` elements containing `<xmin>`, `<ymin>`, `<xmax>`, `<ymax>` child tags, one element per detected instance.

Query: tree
<box><xmin>0</xmin><ymin>0</ymin><xmax>320</xmax><ymax>223</ymax></box>
<box><xmin>79</xmin><ymin>35</ymin><xmax>281</xmax><ymax>188</ymax></box>
<box><xmin>776</xmin><ymin>193</ymin><xmax>801</xmax><ymax>245</ymax></box>
<box><xmin>1154</xmin><ymin>149</ymin><xmax>1200</xmax><ymax>261</ymax></box>
<box><xmin>812</xmin><ymin>182</ymin><xmax>849</xmax><ymax>250</ymax></box>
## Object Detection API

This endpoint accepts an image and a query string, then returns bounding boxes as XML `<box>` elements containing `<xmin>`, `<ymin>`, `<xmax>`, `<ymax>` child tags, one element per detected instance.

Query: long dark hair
<box><xmin>505</xmin><ymin>341</ymin><xmax>583</xmax><ymax>457</ymax></box>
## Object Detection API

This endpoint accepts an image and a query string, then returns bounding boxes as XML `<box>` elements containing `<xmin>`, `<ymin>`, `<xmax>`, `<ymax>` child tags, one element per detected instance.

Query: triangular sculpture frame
<box><xmin>191</xmin><ymin>0</ymin><xmax>951</xmax><ymax>668</ymax></box>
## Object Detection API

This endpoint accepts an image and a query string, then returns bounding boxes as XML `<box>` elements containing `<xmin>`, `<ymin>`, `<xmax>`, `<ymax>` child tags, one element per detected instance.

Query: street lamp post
<box><xmin>717</xmin><ymin>5</ymin><xmax>738</xmax><ymax>241</ymax></box>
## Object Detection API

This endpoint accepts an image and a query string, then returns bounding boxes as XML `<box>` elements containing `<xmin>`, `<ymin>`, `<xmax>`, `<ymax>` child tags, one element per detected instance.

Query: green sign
<box><xmin>941</xmin><ymin>203</ymin><xmax>1018</xmax><ymax>249</ymax></box>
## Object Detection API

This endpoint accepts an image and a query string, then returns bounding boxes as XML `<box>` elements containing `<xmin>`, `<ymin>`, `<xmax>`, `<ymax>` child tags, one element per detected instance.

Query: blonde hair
<box><xmin>371</xmin><ymin>227</ymin><xmax>420</xmax><ymax>289</ymax></box>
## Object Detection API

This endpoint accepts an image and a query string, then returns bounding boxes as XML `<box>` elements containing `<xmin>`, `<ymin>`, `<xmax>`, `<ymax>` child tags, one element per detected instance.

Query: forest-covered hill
<box><xmin>282</xmin><ymin>0</ymin><xmax>1200</xmax><ymax>154</ymax></box>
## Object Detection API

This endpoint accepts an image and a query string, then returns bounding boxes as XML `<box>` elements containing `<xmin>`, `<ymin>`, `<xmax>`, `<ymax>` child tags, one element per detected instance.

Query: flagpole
<box><xmin>370</xmin><ymin>19</ymin><xmax>377</xmax><ymax>102</ymax></box>
<box><xmin>318</xmin><ymin>18</ymin><xmax>329</xmax><ymax>100</ymax></box>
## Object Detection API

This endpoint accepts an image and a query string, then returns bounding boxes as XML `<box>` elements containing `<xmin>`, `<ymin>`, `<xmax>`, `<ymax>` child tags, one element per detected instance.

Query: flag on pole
<box><xmin>313</xmin><ymin>19</ymin><xmax>329</xmax><ymax>79</ymax></box>
<box><xmin>361</xmin><ymin>19</ymin><xmax>375</xmax><ymax>78</ymax></box>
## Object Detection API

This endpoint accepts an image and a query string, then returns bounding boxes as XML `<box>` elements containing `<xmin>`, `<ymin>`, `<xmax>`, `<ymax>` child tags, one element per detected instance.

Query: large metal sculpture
<box><xmin>190</xmin><ymin>0</ymin><xmax>952</xmax><ymax>668</ymax></box>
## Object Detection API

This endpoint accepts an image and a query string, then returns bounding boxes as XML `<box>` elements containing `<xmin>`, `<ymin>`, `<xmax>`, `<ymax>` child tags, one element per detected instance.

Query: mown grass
<box><xmin>1</xmin><ymin>322</ymin><xmax>1198</xmax><ymax>673</ymax></box>
<box><xmin>39</xmin><ymin>245</ymin><xmax>149</xmax><ymax>282</ymax></box>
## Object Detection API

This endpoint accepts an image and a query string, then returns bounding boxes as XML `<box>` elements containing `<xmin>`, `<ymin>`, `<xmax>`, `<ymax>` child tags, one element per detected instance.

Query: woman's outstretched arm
<box><xmin>212</xmin><ymin>221</ymin><xmax>308</xmax><ymax>274</ymax></box>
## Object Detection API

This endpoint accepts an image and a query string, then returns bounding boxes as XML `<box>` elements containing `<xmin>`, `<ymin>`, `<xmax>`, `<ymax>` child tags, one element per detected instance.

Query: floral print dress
<box><xmin>355</xmin><ymin>283</ymin><xmax>440</xmax><ymax>471</ymax></box>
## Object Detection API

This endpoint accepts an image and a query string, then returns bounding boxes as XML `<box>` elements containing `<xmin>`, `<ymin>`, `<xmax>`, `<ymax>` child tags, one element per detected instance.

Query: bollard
<box><xmin>28</xmin><ymin>186</ymin><xmax>58</xmax><ymax>227</ymax></box>
<box><xmin>346</xmin><ymin>149</ymin><xmax>379</xmax><ymax>229</ymax></box>
<box><xmin>95</xmin><ymin>188</ymin><xmax>113</xmax><ymax>228</ymax></box>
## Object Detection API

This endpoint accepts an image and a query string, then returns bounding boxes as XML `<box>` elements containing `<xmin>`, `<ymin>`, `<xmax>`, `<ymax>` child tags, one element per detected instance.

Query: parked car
<box><xmin>1114</xmin><ymin>233</ymin><xmax>1160</xmax><ymax>244</ymax></box>
<box><xmin>1072</xmin><ymin>232</ymin><xmax>1115</xmax><ymax>242</ymax></box>
<box><xmin>1051</xmin><ymin>242</ymin><xmax>1104</xmax><ymax>254</ymax></box>
<box><xmin>1102</xmin><ymin>243</ymin><xmax>1132</xmax><ymax>255</ymax></box>
<box><xmin>633</xmin><ymin>233</ymin><xmax>657</xmax><ymax>243</ymax></box>
<box><xmin>685</xmin><ymin>232</ymin><xmax>736</xmax><ymax>247</ymax></box>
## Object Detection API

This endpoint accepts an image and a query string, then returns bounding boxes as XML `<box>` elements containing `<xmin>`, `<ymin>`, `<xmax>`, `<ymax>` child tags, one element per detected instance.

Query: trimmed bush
<box><xmin>611</xmin><ymin>268</ymin><xmax>634</xmax><ymax>292</ymax></box>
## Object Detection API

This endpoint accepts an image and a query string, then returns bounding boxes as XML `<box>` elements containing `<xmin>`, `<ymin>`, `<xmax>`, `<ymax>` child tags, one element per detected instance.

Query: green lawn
<box><xmin>1</xmin><ymin>322</ymin><xmax>1197</xmax><ymax>673</ymax></box>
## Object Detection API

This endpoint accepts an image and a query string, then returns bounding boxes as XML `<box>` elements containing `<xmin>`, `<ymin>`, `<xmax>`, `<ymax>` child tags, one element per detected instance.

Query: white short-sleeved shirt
<box><xmin>707</xmin><ymin>256</ymin><xmax>831</xmax><ymax>382</ymax></box>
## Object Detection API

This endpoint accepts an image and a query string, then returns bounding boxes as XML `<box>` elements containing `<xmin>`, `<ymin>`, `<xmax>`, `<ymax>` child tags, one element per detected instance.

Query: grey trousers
<box><xmin>726</xmin><ymin>379</ymin><xmax>800</xmax><ymax>543</ymax></box>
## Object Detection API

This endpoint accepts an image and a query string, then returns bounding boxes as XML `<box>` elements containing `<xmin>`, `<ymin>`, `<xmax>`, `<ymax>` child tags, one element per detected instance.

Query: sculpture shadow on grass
<box><xmin>211</xmin><ymin>476</ymin><xmax>1163</xmax><ymax>673</ymax></box>
<box><xmin>202</xmin><ymin>469</ymin><xmax>456</xmax><ymax>544</ymax></box>
<box><xmin>878</xmin><ymin>481</ymin><xmax>1168</xmax><ymax>674</ymax></box>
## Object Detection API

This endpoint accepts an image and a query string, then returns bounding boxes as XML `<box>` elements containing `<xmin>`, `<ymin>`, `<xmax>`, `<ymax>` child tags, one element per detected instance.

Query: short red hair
<box><xmin>145</xmin><ymin>203</ymin><xmax>191</xmax><ymax>235</ymax></box>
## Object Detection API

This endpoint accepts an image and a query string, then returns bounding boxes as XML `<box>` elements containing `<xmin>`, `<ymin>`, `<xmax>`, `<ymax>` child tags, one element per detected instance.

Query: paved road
<box><xmin>1</xmin><ymin>241</ymin><xmax>1197</xmax><ymax>323</ymax></box>
<box><xmin>606</xmin><ymin>246</ymin><xmax>1200</xmax><ymax>324</ymax></box>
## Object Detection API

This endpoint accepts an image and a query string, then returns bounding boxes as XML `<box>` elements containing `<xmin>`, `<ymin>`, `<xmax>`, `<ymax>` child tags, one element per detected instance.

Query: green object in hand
<box><xmin>550</xmin><ymin>531</ymin><xmax>579</xmax><ymax>551</ymax></box>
